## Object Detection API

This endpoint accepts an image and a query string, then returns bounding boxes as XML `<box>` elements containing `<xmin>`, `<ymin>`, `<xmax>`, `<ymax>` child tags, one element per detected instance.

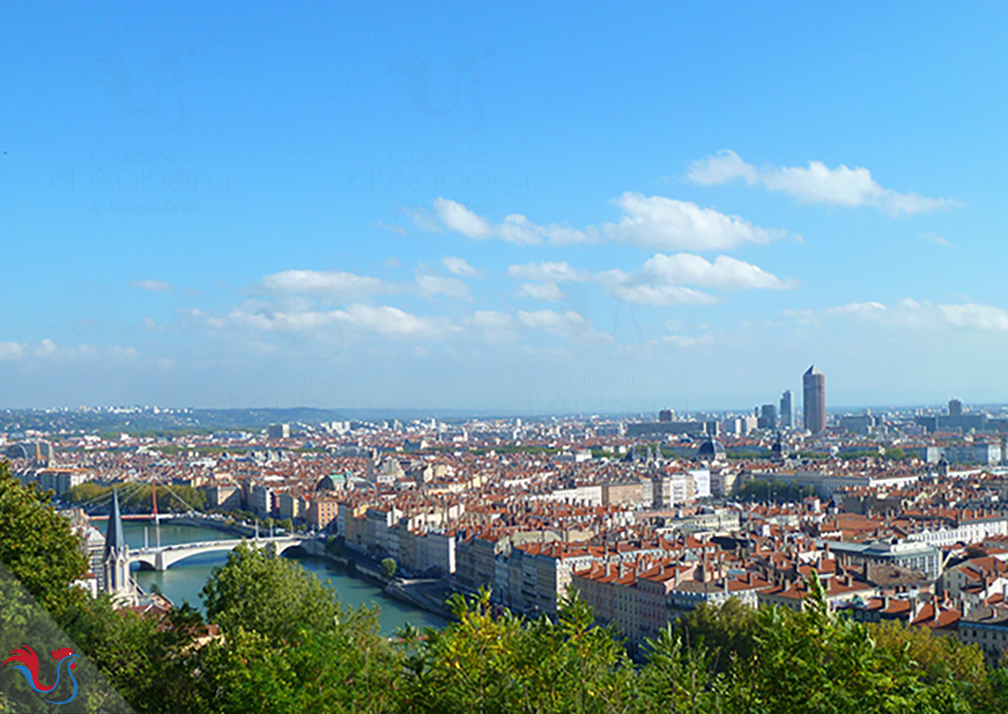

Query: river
<box><xmin>121</xmin><ymin>520</ymin><xmax>447</xmax><ymax>635</ymax></box>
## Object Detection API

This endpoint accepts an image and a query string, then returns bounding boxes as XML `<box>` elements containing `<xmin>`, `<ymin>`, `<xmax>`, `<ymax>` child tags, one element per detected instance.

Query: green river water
<box><xmin>121</xmin><ymin>519</ymin><xmax>446</xmax><ymax>635</ymax></box>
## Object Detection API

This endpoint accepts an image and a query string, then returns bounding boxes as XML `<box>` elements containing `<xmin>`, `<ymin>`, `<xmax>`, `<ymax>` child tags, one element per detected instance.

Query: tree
<box><xmin>402</xmin><ymin>587</ymin><xmax>636</xmax><ymax>713</ymax></box>
<box><xmin>62</xmin><ymin>480</ymin><xmax>111</xmax><ymax>505</ymax></box>
<box><xmin>381</xmin><ymin>557</ymin><xmax>397</xmax><ymax>580</ymax></box>
<box><xmin>0</xmin><ymin>463</ymin><xmax>88</xmax><ymax>614</ymax></box>
<box><xmin>201</xmin><ymin>542</ymin><xmax>341</xmax><ymax>645</ymax></box>
<box><xmin>677</xmin><ymin>597</ymin><xmax>758</xmax><ymax>672</ymax></box>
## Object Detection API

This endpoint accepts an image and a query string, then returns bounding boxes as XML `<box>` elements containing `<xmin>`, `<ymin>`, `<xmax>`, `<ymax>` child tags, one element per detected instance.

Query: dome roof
<box><xmin>698</xmin><ymin>437</ymin><xmax>725</xmax><ymax>459</ymax></box>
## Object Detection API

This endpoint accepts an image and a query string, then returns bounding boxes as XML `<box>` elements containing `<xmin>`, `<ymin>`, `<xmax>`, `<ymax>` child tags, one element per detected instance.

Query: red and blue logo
<box><xmin>2</xmin><ymin>645</ymin><xmax>79</xmax><ymax>705</ymax></box>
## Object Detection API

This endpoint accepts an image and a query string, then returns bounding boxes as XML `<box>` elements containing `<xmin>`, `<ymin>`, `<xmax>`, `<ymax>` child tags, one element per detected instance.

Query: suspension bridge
<box><xmin>80</xmin><ymin>477</ymin><xmax>309</xmax><ymax>571</ymax></box>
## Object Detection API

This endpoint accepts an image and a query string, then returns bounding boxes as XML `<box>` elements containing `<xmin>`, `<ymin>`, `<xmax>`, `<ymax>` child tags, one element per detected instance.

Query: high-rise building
<box><xmin>803</xmin><ymin>365</ymin><xmax>826</xmax><ymax>434</ymax></box>
<box><xmin>268</xmin><ymin>423</ymin><xmax>290</xmax><ymax>439</ymax></box>
<box><xmin>780</xmin><ymin>390</ymin><xmax>794</xmax><ymax>428</ymax></box>
<box><xmin>658</xmin><ymin>409</ymin><xmax>674</xmax><ymax>423</ymax></box>
<box><xmin>758</xmin><ymin>404</ymin><xmax>777</xmax><ymax>429</ymax></box>
<box><xmin>949</xmin><ymin>398</ymin><xmax>963</xmax><ymax>417</ymax></box>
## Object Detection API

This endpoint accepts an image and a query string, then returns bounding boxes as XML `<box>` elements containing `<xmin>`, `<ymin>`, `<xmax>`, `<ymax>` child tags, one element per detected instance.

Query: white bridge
<box><xmin>132</xmin><ymin>536</ymin><xmax>306</xmax><ymax>571</ymax></box>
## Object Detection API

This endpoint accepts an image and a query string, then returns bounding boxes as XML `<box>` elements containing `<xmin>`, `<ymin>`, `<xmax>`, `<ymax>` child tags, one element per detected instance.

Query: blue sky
<box><xmin>2</xmin><ymin>2</ymin><xmax>1007</xmax><ymax>413</ymax></box>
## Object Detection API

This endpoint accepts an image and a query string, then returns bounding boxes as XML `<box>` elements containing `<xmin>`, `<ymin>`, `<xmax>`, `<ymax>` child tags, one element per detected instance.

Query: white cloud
<box><xmin>420</xmin><ymin>192</ymin><xmax>778</xmax><ymax>250</ymax></box>
<box><xmin>36</xmin><ymin>338</ymin><xmax>58</xmax><ymax>358</ymax></box>
<box><xmin>105</xmin><ymin>346</ymin><xmax>141</xmax><ymax>360</ymax></box>
<box><xmin>659</xmin><ymin>335</ymin><xmax>698</xmax><ymax>347</ymax></box>
<box><xmin>372</xmin><ymin>221</ymin><xmax>408</xmax><ymax>236</ymax></box>
<box><xmin>417</xmin><ymin>199</ymin><xmax>599</xmax><ymax>246</ymax></box>
<box><xmin>921</xmin><ymin>232</ymin><xmax>953</xmax><ymax>247</ymax></box>
<box><xmin>258</xmin><ymin>270</ymin><xmax>391</xmax><ymax>298</ymax></box>
<box><xmin>333</xmin><ymin>304</ymin><xmax>447</xmax><ymax>338</ymax></box>
<box><xmin>495</xmin><ymin>214</ymin><xmax>598</xmax><ymax>246</ymax></box>
<box><xmin>509</xmin><ymin>254</ymin><xmax>789</xmax><ymax>307</ymax></box>
<box><xmin>226</xmin><ymin>300</ymin><xmax>449</xmax><ymax>339</ymax></box>
<box><xmin>602</xmin><ymin>283</ymin><xmax>718</xmax><ymax>307</ymax></box>
<box><xmin>517</xmin><ymin>282</ymin><xmax>565</xmax><ymax>302</ymax></box>
<box><xmin>469</xmin><ymin>311</ymin><xmax>518</xmax><ymax>343</ymax></box>
<box><xmin>408</xmin><ymin>208</ymin><xmax>442</xmax><ymax>233</ymax></box>
<box><xmin>687</xmin><ymin>150</ymin><xmax>960</xmax><ymax>216</ymax></box>
<box><xmin>432</xmin><ymin>198</ymin><xmax>493</xmax><ymax>238</ymax></box>
<box><xmin>638</xmin><ymin>253</ymin><xmax>791</xmax><ymax>291</ymax></box>
<box><xmin>786</xmin><ymin>299</ymin><xmax>1008</xmax><ymax>332</ymax></box>
<box><xmin>686</xmin><ymin>150</ymin><xmax>759</xmax><ymax>186</ymax></box>
<box><xmin>507</xmin><ymin>261</ymin><xmax>591</xmax><ymax>283</ymax></box>
<box><xmin>441</xmin><ymin>256</ymin><xmax>485</xmax><ymax>278</ymax></box>
<box><xmin>416</xmin><ymin>273</ymin><xmax>473</xmax><ymax>301</ymax></box>
<box><xmin>603</xmin><ymin>193</ymin><xmax>786</xmax><ymax>251</ymax></box>
<box><xmin>131</xmin><ymin>279</ymin><xmax>172</xmax><ymax>292</ymax></box>
<box><xmin>939</xmin><ymin>303</ymin><xmax>1008</xmax><ymax>331</ymax></box>
<box><xmin>0</xmin><ymin>342</ymin><xmax>24</xmax><ymax>360</ymax></box>
<box><xmin>517</xmin><ymin>310</ymin><xmax>612</xmax><ymax>344</ymax></box>
<box><xmin>1</xmin><ymin>339</ymin><xmax>140</xmax><ymax>361</ymax></box>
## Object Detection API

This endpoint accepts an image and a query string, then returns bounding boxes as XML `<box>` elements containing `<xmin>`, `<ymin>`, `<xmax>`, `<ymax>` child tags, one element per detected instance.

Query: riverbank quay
<box><xmin>384</xmin><ymin>579</ymin><xmax>455</xmax><ymax>621</ymax></box>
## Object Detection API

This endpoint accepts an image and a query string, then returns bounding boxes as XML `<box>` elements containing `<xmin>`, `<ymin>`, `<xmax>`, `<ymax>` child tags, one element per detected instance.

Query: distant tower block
<box><xmin>803</xmin><ymin>365</ymin><xmax>826</xmax><ymax>434</ymax></box>
<box><xmin>780</xmin><ymin>390</ymin><xmax>794</xmax><ymax>429</ymax></box>
<box><xmin>949</xmin><ymin>398</ymin><xmax>963</xmax><ymax>416</ymax></box>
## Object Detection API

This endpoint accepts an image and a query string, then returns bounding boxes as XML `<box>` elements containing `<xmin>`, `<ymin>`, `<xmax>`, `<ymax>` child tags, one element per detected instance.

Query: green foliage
<box><xmin>3</xmin><ymin>467</ymin><xmax>1007</xmax><ymax>713</ymax></box>
<box><xmin>0</xmin><ymin>462</ymin><xmax>88</xmax><ymax>614</ymax></box>
<box><xmin>381</xmin><ymin>557</ymin><xmax>397</xmax><ymax>580</ymax></box>
<box><xmin>718</xmin><ymin>572</ymin><xmax>1000</xmax><ymax>714</ymax></box>
<box><xmin>677</xmin><ymin>596</ymin><xmax>759</xmax><ymax>671</ymax></box>
<box><xmin>63</xmin><ymin>479</ymin><xmax>111</xmax><ymax>505</ymax></box>
<box><xmin>201</xmin><ymin>542</ymin><xmax>341</xmax><ymax>645</ymax></box>
<box><xmin>60</xmin><ymin>596</ymin><xmax>206</xmax><ymax>713</ymax></box>
<box><xmin>191</xmin><ymin>611</ymin><xmax>400</xmax><ymax>714</ymax></box>
<box><xmin>839</xmin><ymin>447</ymin><xmax>908</xmax><ymax>461</ymax></box>
<box><xmin>399</xmin><ymin>586</ymin><xmax>635</xmax><ymax>713</ymax></box>
<box><xmin>638</xmin><ymin>624</ymin><xmax>722</xmax><ymax>713</ymax></box>
<box><xmin>64</xmin><ymin>481</ymin><xmax>207</xmax><ymax>513</ymax></box>
<box><xmin>734</xmin><ymin>478</ymin><xmax>816</xmax><ymax>503</ymax></box>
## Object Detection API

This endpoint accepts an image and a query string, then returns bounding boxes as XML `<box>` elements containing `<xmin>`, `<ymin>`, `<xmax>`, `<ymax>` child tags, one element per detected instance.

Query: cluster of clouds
<box><xmin>507</xmin><ymin>253</ymin><xmax>792</xmax><ymax>308</ymax></box>
<box><xmin>786</xmin><ymin>299</ymin><xmax>1008</xmax><ymax>333</ymax></box>
<box><xmin>72</xmin><ymin>150</ymin><xmax>978</xmax><ymax>367</ymax></box>
<box><xmin>0</xmin><ymin>338</ymin><xmax>140</xmax><ymax>362</ymax></box>
<box><xmin>686</xmin><ymin>150</ymin><xmax>960</xmax><ymax>216</ymax></box>
<box><xmin>415</xmin><ymin>195</ymin><xmax>785</xmax><ymax>252</ymax></box>
<box><xmin>410</xmin><ymin>151</ymin><xmax>957</xmax><ymax>254</ymax></box>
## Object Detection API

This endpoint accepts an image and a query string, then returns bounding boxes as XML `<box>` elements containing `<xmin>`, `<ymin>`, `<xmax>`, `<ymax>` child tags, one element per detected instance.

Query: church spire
<box><xmin>103</xmin><ymin>488</ymin><xmax>126</xmax><ymax>560</ymax></box>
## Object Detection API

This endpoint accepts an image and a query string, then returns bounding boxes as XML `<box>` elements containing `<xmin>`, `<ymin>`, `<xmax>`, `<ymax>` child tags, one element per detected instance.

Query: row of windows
<box><xmin>963</xmin><ymin>628</ymin><xmax>1008</xmax><ymax>641</ymax></box>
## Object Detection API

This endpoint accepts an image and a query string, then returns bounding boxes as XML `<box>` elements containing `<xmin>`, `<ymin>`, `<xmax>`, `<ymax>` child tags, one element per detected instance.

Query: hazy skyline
<box><xmin>3</xmin><ymin>4</ymin><xmax>1008</xmax><ymax>411</ymax></box>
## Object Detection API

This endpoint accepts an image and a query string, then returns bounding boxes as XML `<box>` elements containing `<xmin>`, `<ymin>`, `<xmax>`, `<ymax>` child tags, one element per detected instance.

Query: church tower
<box><xmin>102</xmin><ymin>489</ymin><xmax>133</xmax><ymax>603</ymax></box>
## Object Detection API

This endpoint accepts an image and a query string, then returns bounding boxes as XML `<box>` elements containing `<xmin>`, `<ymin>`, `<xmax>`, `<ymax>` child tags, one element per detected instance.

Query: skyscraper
<box><xmin>780</xmin><ymin>390</ymin><xmax>794</xmax><ymax>428</ymax></box>
<box><xmin>949</xmin><ymin>398</ymin><xmax>963</xmax><ymax>416</ymax></box>
<box><xmin>803</xmin><ymin>365</ymin><xmax>826</xmax><ymax>434</ymax></box>
<box><xmin>758</xmin><ymin>404</ymin><xmax>777</xmax><ymax>429</ymax></box>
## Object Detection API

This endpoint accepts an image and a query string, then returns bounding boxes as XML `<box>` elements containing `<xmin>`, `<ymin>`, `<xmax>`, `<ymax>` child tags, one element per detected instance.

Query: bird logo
<box><xmin>385</xmin><ymin>53</ymin><xmax>486</xmax><ymax>134</ymax></box>
<box><xmin>83</xmin><ymin>54</ymin><xmax>188</xmax><ymax>134</ymax></box>
<box><xmin>2</xmin><ymin>645</ymin><xmax>80</xmax><ymax>705</ymax></box>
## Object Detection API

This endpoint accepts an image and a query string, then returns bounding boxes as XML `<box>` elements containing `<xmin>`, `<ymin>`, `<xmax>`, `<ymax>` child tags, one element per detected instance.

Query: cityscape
<box><xmin>5</xmin><ymin>2</ymin><xmax>1008</xmax><ymax>712</ymax></box>
<box><xmin>5</xmin><ymin>364</ymin><xmax>1008</xmax><ymax>665</ymax></box>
